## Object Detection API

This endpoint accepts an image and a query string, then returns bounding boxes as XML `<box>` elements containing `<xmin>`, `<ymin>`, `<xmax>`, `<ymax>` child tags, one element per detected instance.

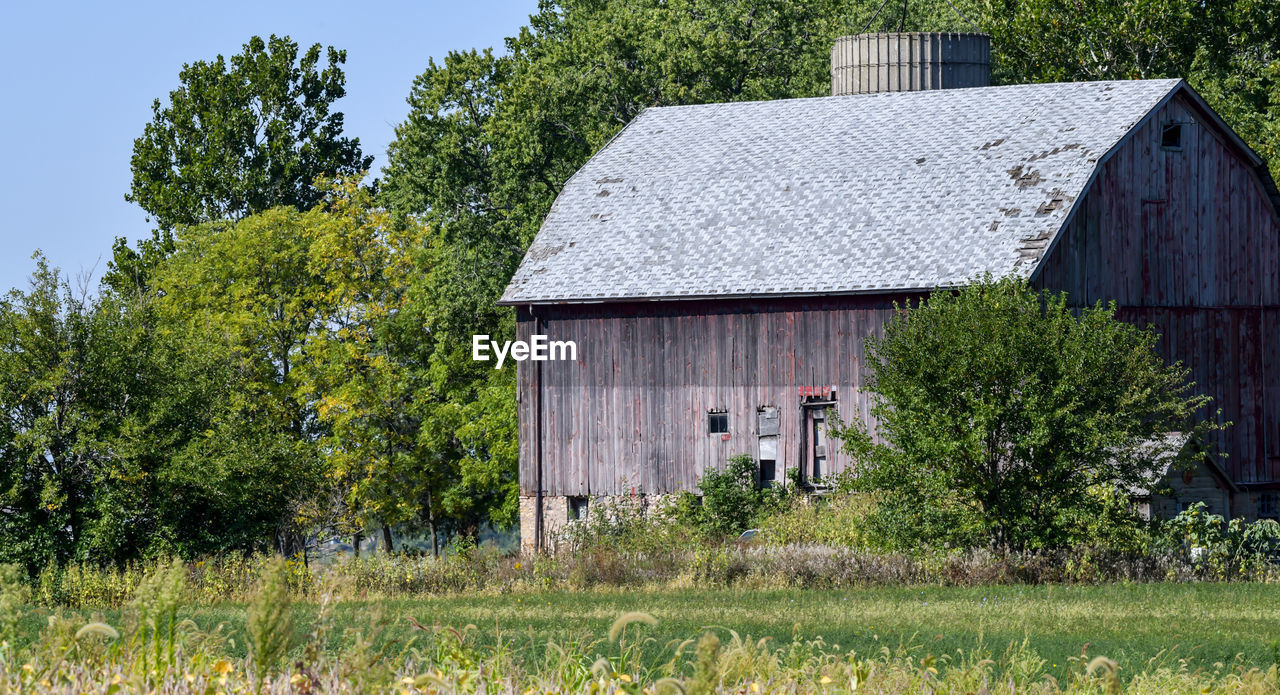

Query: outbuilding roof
<box><xmin>500</xmin><ymin>79</ymin><xmax>1190</xmax><ymax>305</ymax></box>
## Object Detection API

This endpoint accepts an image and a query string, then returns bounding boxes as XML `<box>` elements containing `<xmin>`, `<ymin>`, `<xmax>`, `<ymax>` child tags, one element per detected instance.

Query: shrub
<box><xmin>759</xmin><ymin>494</ymin><xmax>876</xmax><ymax>548</ymax></box>
<box><xmin>0</xmin><ymin>563</ymin><xmax>28</xmax><ymax>645</ymax></box>
<box><xmin>1160</xmin><ymin>502</ymin><xmax>1280</xmax><ymax>578</ymax></box>
<box><xmin>557</xmin><ymin>493</ymin><xmax>694</xmax><ymax>555</ymax></box>
<box><xmin>676</xmin><ymin>454</ymin><xmax>801</xmax><ymax>540</ymax></box>
<box><xmin>833</xmin><ymin>275</ymin><xmax>1220</xmax><ymax>551</ymax></box>
<box><xmin>696</xmin><ymin>455</ymin><xmax>762</xmax><ymax>538</ymax></box>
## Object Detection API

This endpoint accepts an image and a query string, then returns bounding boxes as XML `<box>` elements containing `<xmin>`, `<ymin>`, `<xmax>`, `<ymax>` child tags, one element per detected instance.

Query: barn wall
<box><xmin>1034</xmin><ymin>93</ymin><xmax>1280</xmax><ymax>487</ymax></box>
<box><xmin>515</xmin><ymin>296</ymin><xmax>919</xmax><ymax>496</ymax></box>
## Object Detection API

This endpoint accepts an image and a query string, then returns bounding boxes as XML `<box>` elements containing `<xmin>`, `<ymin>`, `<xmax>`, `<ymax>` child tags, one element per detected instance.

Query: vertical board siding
<box><xmin>1035</xmin><ymin>94</ymin><xmax>1280</xmax><ymax>487</ymax></box>
<box><xmin>518</xmin><ymin>296</ymin><xmax>915</xmax><ymax>496</ymax></box>
<box><xmin>1113</xmin><ymin>308</ymin><xmax>1277</xmax><ymax>484</ymax></box>
<box><xmin>522</xmin><ymin>301</ymin><xmax>1280</xmax><ymax>496</ymax></box>
<box><xmin>1266</xmin><ymin>309</ymin><xmax>1280</xmax><ymax>480</ymax></box>
<box><xmin>1036</xmin><ymin>95</ymin><xmax>1280</xmax><ymax>308</ymax></box>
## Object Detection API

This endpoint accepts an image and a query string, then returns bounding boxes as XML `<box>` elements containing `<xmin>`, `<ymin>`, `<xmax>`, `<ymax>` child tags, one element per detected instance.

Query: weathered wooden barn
<box><xmin>499</xmin><ymin>33</ymin><xmax>1280</xmax><ymax>550</ymax></box>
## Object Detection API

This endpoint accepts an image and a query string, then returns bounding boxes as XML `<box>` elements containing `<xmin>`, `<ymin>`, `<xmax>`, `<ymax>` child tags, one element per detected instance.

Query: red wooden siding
<box><xmin>1033</xmin><ymin>95</ymin><xmax>1280</xmax><ymax>307</ymax></box>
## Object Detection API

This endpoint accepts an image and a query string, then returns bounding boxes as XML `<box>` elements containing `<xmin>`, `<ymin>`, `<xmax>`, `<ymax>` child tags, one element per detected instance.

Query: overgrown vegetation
<box><xmin>12</xmin><ymin>563</ymin><xmax>1280</xmax><ymax>691</ymax></box>
<box><xmin>23</xmin><ymin>498</ymin><xmax>1277</xmax><ymax>614</ymax></box>
<box><xmin>6</xmin><ymin>560</ymin><xmax>1280</xmax><ymax>693</ymax></box>
<box><xmin>664</xmin><ymin>454</ymin><xmax>796</xmax><ymax>539</ymax></box>
<box><xmin>8</xmin><ymin>471</ymin><xmax>1272</xmax><ymax>689</ymax></box>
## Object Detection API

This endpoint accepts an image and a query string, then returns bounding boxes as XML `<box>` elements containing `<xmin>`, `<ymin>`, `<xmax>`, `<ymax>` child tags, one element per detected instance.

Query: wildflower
<box><xmin>820</xmin><ymin>675</ymin><xmax>833</xmax><ymax>684</ymax></box>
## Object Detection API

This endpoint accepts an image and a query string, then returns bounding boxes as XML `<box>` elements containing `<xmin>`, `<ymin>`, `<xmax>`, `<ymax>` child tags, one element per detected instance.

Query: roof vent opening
<box><xmin>831</xmin><ymin>32</ymin><xmax>991</xmax><ymax>96</ymax></box>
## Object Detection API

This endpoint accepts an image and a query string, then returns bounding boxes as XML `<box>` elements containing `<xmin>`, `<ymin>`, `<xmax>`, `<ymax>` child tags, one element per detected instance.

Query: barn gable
<box><xmin>1032</xmin><ymin>89</ymin><xmax>1280</xmax><ymax>309</ymax></box>
<box><xmin>501</xmin><ymin>79</ymin><xmax>1208</xmax><ymax>305</ymax></box>
<box><xmin>1032</xmin><ymin>89</ymin><xmax>1280</xmax><ymax>486</ymax></box>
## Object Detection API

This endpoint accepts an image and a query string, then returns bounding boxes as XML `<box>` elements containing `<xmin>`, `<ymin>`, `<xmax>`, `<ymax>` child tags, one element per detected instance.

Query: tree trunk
<box><xmin>353</xmin><ymin>530</ymin><xmax>363</xmax><ymax>558</ymax></box>
<box><xmin>427</xmin><ymin>491</ymin><xmax>439</xmax><ymax>558</ymax></box>
<box><xmin>381</xmin><ymin>525</ymin><xmax>394</xmax><ymax>555</ymax></box>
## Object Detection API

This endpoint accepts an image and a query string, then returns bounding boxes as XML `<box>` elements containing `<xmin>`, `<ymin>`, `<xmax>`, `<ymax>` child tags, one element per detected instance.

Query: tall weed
<box><xmin>247</xmin><ymin>556</ymin><xmax>296</xmax><ymax>685</ymax></box>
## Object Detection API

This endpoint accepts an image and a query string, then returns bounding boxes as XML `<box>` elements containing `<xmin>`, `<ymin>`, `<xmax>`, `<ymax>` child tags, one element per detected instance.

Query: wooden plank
<box><xmin>1266</xmin><ymin>310</ymin><xmax>1280</xmax><ymax>479</ymax></box>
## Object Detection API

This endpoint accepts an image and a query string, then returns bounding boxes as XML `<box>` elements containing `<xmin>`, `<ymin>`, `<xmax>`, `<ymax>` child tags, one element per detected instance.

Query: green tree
<box><xmin>126</xmin><ymin>34</ymin><xmax>371</xmax><ymax>231</ymax></box>
<box><xmin>0</xmin><ymin>257</ymin><xmax>106</xmax><ymax>571</ymax></box>
<box><xmin>0</xmin><ymin>256</ymin><xmax>258</xmax><ymax>570</ymax></box>
<box><xmin>298</xmin><ymin>180</ymin><xmax>442</xmax><ymax>553</ymax></box>
<box><xmin>102</xmin><ymin>230</ymin><xmax>177</xmax><ymax>300</ymax></box>
<box><xmin>832</xmin><ymin>276</ymin><xmax>1219</xmax><ymax>550</ymax></box>
<box><xmin>151</xmin><ymin>206</ymin><xmax>335</xmax><ymax>555</ymax></box>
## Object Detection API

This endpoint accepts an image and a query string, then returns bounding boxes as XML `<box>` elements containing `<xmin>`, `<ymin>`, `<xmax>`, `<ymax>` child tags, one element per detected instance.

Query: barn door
<box><xmin>757</xmin><ymin>407</ymin><xmax>780</xmax><ymax>487</ymax></box>
<box><xmin>806</xmin><ymin>406</ymin><xmax>829</xmax><ymax>484</ymax></box>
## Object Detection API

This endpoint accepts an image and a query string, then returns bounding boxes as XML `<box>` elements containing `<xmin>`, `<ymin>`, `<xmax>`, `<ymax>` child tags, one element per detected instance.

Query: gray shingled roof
<box><xmin>500</xmin><ymin>78</ymin><xmax>1184</xmax><ymax>304</ymax></box>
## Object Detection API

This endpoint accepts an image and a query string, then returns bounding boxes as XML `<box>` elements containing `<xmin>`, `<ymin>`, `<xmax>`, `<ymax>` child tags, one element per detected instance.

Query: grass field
<box><xmin>20</xmin><ymin>583</ymin><xmax>1280</xmax><ymax>682</ymax></box>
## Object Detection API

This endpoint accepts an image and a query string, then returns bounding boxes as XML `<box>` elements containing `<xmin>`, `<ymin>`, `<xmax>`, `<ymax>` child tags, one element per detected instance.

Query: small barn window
<box><xmin>1161</xmin><ymin>123</ymin><xmax>1183</xmax><ymax>150</ymax></box>
<box><xmin>569</xmin><ymin>496</ymin><xmax>590</xmax><ymax>520</ymax></box>
<box><xmin>1261</xmin><ymin>492</ymin><xmax>1279</xmax><ymax>520</ymax></box>
<box><xmin>759</xmin><ymin>458</ymin><xmax>777</xmax><ymax>487</ymax></box>
<box><xmin>707</xmin><ymin>411</ymin><xmax>729</xmax><ymax>434</ymax></box>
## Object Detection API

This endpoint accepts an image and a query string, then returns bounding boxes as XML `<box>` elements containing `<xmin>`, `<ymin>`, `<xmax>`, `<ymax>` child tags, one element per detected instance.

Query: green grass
<box><xmin>20</xmin><ymin>583</ymin><xmax>1280</xmax><ymax>681</ymax></box>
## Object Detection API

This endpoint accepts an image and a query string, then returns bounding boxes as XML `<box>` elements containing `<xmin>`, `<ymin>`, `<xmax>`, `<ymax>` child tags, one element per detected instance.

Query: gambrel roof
<box><xmin>500</xmin><ymin>78</ymin><xmax>1262</xmax><ymax>305</ymax></box>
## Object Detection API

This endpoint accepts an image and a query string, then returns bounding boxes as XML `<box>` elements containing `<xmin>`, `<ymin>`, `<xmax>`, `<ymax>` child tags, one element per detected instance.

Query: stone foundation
<box><xmin>520</xmin><ymin>493</ymin><xmax>678</xmax><ymax>553</ymax></box>
<box><xmin>518</xmin><ymin>494</ymin><xmax>573</xmax><ymax>553</ymax></box>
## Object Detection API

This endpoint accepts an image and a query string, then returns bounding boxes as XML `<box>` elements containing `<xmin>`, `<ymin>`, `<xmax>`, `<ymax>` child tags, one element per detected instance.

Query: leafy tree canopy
<box><xmin>126</xmin><ymin>34</ymin><xmax>372</xmax><ymax>231</ymax></box>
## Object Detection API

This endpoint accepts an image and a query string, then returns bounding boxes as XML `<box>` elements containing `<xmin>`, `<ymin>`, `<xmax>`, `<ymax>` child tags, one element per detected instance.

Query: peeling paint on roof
<box><xmin>500</xmin><ymin>78</ymin><xmax>1183</xmax><ymax>304</ymax></box>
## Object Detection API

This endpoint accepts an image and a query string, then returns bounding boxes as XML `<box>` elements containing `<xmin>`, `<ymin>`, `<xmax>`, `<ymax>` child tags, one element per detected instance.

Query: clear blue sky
<box><xmin>0</xmin><ymin>0</ymin><xmax>538</xmax><ymax>293</ymax></box>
